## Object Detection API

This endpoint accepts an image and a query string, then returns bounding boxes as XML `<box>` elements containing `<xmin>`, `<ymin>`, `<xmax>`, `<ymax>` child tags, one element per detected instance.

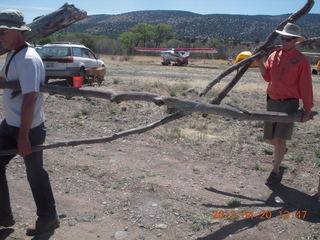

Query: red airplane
<box><xmin>134</xmin><ymin>47</ymin><xmax>215</xmax><ymax>66</ymax></box>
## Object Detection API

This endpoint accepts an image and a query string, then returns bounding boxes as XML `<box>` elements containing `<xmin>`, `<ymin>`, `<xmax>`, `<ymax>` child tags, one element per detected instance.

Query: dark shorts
<box><xmin>264</xmin><ymin>98</ymin><xmax>299</xmax><ymax>140</ymax></box>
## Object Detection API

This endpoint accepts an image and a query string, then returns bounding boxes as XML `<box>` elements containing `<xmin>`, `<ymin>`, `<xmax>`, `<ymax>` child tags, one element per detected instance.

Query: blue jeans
<box><xmin>0</xmin><ymin>120</ymin><xmax>57</xmax><ymax>219</ymax></box>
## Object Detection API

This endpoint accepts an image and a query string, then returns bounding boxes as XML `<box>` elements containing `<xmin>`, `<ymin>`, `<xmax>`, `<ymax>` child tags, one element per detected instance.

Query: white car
<box><xmin>37</xmin><ymin>42</ymin><xmax>105</xmax><ymax>83</ymax></box>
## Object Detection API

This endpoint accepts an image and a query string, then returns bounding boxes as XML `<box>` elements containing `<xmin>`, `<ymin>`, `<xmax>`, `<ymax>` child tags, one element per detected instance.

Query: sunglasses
<box><xmin>281</xmin><ymin>36</ymin><xmax>297</xmax><ymax>42</ymax></box>
<box><xmin>0</xmin><ymin>30</ymin><xmax>9</xmax><ymax>36</ymax></box>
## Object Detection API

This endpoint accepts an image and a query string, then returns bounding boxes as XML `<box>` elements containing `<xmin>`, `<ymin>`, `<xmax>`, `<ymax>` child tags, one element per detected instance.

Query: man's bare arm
<box><xmin>257</xmin><ymin>57</ymin><xmax>266</xmax><ymax>76</ymax></box>
<box><xmin>18</xmin><ymin>92</ymin><xmax>37</xmax><ymax>157</ymax></box>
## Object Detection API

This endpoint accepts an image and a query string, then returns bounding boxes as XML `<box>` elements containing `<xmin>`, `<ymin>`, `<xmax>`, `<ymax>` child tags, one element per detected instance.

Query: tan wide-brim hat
<box><xmin>275</xmin><ymin>23</ymin><xmax>305</xmax><ymax>41</ymax></box>
<box><xmin>0</xmin><ymin>9</ymin><xmax>31</xmax><ymax>31</ymax></box>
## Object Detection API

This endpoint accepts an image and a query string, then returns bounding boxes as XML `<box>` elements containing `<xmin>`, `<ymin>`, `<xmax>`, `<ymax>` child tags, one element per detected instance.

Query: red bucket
<box><xmin>73</xmin><ymin>76</ymin><xmax>83</xmax><ymax>88</ymax></box>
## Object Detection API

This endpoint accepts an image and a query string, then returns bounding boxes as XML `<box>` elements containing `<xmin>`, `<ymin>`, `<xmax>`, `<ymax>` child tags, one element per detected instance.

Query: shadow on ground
<box><xmin>198</xmin><ymin>184</ymin><xmax>320</xmax><ymax>240</ymax></box>
<box><xmin>0</xmin><ymin>226</ymin><xmax>56</xmax><ymax>240</ymax></box>
<box><xmin>0</xmin><ymin>228</ymin><xmax>14</xmax><ymax>240</ymax></box>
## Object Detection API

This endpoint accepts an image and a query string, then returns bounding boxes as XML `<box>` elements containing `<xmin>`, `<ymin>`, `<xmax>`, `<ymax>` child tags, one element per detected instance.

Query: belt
<box><xmin>267</xmin><ymin>95</ymin><xmax>297</xmax><ymax>102</ymax></box>
<box><xmin>272</xmin><ymin>98</ymin><xmax>297</xmax><ymax>102</ymax></box>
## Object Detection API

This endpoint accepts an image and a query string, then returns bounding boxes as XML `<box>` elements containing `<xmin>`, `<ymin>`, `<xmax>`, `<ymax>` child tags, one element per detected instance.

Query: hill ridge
<box><xmin>66</xmin><ymin>10</ymin><xmax>320</xmax><ymax>40</ymax></box>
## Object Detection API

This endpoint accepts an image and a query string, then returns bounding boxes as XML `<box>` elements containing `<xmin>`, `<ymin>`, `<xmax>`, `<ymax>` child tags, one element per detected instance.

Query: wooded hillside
<box><xmin>64</xmin><ymin>10</ymin><xmax>320</xmax><ymax>40</ymax></box>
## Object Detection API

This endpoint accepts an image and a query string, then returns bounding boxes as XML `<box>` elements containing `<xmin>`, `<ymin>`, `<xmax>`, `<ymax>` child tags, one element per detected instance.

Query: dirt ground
<box><xmin>0</xmin><ymin>55</ymin><xmax>319</xmax><ymax>240</ymax></box>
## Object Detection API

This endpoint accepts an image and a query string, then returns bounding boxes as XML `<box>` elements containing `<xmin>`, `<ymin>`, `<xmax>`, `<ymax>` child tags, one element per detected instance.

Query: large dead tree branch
<box><xmin>0</xmin><ymin>81</ymin><xmax>316</xmax><ymax>123</ymax></box>
<box><xmin>0</xmin><ymin>82</ymin><xmax>316</xmax><ymax>155</ymax></box>
<box><xmin>0</xmin><ymin>81</ymin><xmax>316</xmax><ymax>156</ymax></box>
<box><xmin>200</xmin><ymin>36</ymin><xmax>320</xmax><ymax>99</ymax></box>
<box><xmin>200</xmin><ymin>0</ymin><xmax>315</xmax><ymax>101</ymax></box>
<box><xmin>199</xmin><ymin>50</ymin><xmax>265</xmax><ymax>97</ymax></box>
<box><xmin>0</xmin><ymin>111</ymin><xmax>188</xmax><ymax>156</ymax></box>
<box><xmin>297</xmin><ymin>37</ymin><xmax>320</xmax><ymax>48</ymax></box>
<box><xmin>255</xmin><ymin>0</ymin><xmax>315</xmax><ymax>53</ymax></box>
<box><xmin>209</xmin><ymin>64</ymin><xmax>250</xmax><ymax>104</ymax></box>
<box><xmin>0</xmin><ymin>4</ymin><xmax>87</xmax><ymax>55</ymax></box>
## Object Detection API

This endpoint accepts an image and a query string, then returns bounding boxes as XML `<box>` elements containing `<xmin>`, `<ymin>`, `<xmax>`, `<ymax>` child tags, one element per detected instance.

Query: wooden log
<box><xmin>209</xmin><ymin>63</ymin><xmax>250</xmax><ymax>105</ymax></box>
<box><xmin>199</xmin><ymin>51</ymin><xmax>262</xmax><ymax>97</ymax></box>
<box><xmin>255</xmin><ymin>0</ymin><xmax>315</xmax><ymax>53</ymax></box>
<box><xmin>0</xmin><ymin>81</ymin><xmax>316</xmax><ymax>123</ymax></box>
<box><xmin>297</xmin><ymin>37</ymin><xmax>320</xmax><ymax>48</ymax></box>
<box><xmin>158</xmin><ymin>97</ymin><xmax>317</xmax><ymax>123</ymax></box>
<box><xmin>0</xmin><ymin>3</ymin><xmax>87</xmax><ymax>55</ymax></box>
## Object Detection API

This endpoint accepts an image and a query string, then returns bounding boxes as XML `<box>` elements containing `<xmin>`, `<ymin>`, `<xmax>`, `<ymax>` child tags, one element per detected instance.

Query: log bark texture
<box><xmin>0</xmin><ymin>3</ymin><xmax>87</xmax><ymax>56</ymax></box>
<box><xmin>209</xmin><ymin>63</ymin><xmax>250</xmax><ymax>105</ymax></box>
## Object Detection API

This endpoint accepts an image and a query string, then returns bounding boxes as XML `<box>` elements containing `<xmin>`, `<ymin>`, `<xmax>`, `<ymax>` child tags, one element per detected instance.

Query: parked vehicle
<box><xmin>302</xmin><ymin>52</ymin><xmax>320</xmax><ymax>75</ymax></box>
<box><xmin>134</xmin><ymin>47</ymin><xmax>215</xmax><ymax>66</ymax></box>
<box><xmin>37</xmin><ymin>42</ymin><xmax>105</xmax><ymax>83</ymax></box>
<box><xmin>312</xmin><ymin>60</ymin><xmax>320</xmax><ymax>75</ymax></box>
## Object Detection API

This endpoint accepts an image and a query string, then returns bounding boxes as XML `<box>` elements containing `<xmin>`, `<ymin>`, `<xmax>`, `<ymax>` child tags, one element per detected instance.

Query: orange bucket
<box><xmin>73</xmin><ymin>76</ymin><xmax>83</xmax><ymax>88</ymax></box>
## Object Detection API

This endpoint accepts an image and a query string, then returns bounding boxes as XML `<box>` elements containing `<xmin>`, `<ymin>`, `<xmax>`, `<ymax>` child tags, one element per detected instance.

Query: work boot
<box><xmin>0</xmin><ymin>215</ymin><xmax>15</xmax><ymax>227</ymax></box>
<box><xmin>265</xmin><ymin>166</ymin><xmax>285</xmax><ymax>187</ymax></box>
<box><xmin>26</xmin><ymin>216</ymin><xmax>59</xmax><ymax>236</ymax></box>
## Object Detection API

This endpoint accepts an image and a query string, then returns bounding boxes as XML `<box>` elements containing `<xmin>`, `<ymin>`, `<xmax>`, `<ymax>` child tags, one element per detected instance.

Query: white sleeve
<box><xmin>18</xmin><ymin>57</ymin><xmax>42</xmax><ymax>94</ymax></box>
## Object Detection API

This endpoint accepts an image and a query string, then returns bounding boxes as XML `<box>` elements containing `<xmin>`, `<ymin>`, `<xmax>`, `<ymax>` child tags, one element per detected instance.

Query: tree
<box><xmin>118</xmin><ymin>32</ymin><xmax>139</xmax><ymax>54</ymax></box>
<box><xmin>208</xmin><ymin>38</ymin><xmax>221</xmax><ymax>48</ymax></box>
<box><xmin>131</xmin><ymin>23</ymin><xmax>155</xmax><ymax>47</ymax></box>
<box><xmin>153</xmin><ymin>24</ymin><xmax>172</xmax><ymax>47</ymax></box>
<box><xmin>162</xmin><ymin>39</ymin><xmax>184</xmax><ymax>48</ymax></box>
<box><xmin>117</xmin><ymin>23</ymin><xmax>175</xmax><ymax>53</ymax></box>
<box><xmin>94</xmin><ymin>36</ymin><xmax>121</xmax><ymax>55</ymax></box>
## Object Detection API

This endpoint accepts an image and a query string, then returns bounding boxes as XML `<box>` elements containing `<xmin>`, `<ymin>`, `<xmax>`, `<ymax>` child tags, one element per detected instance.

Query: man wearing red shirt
<box><xmin>257</xmin><ymin>23</ymin><xmax>314</xmax><ymax>187</ymax></box>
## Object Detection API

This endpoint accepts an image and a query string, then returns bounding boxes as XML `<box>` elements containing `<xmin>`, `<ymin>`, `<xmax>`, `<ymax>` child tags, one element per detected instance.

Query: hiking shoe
<box><xmin>26</xmin><ymin>217</ymin><xmax>59</xmax><ymax>236</ymax></box>
<box><xmin>0</xmin><ymin>215</ymin><xmax>15</xmax><ymax>227</ymax></box>
<box><xmin>265</xmin><ymin>167</ymin><xmax>285</xmax><ymax>187</ymax></box>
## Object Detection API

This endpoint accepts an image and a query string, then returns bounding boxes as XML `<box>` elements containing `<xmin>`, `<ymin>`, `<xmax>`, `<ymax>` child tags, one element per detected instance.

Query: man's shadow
<box><xmin>198</xmin><ymin>184</ymin><xmax>320</xmax><ymax>240</ymax></box>
<box><xmin>0</xmin><ymin>228</ymin><xmax>55</xmax><ymax>240</ymax></box>
<box><xmin>0</xmin><ymin>228</ymin><xmax>14</xmax><ymax>240</ymax></box>
<box><xmin>30</xmin><ymin>229</ymin><xmax>55</xmax><ymax>240</ymax></box>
